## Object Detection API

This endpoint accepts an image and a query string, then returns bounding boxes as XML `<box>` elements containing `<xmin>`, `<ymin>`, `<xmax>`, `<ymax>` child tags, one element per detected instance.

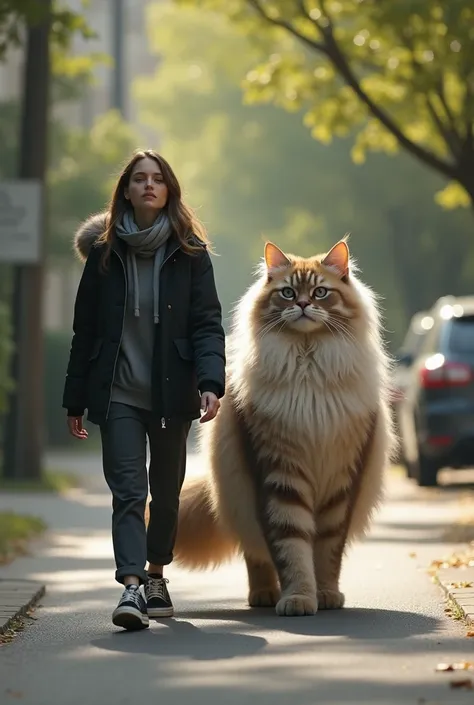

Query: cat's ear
<box><xmin>264</xmin><ymin>242</ymin><xmax>291</xmax><ymax>273</ymax></box>
<box><xmin>322</xmin><ymin>241</ymin><xmax>349</xmax><ymax>280</ymax></box>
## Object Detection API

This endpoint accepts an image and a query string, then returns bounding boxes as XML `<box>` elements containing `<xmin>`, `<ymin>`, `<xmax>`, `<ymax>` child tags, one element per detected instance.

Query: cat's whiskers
<box><xmin>324</xmin><ymin>317</ymin><xmax>357</xmax><ymax>346</ymax></box>
<box><xmin>329</xmin><ymin>317</ymin><xmax>357</xmax><ymax>344</ymax></box>
<box><xmin>258</xmin><ymin>314</ymin><xmax>287</xmax><ymax>340</ymax></box>
<box><xmin>325</xmin><ymin>318</ymin><xmax>354</xmax><ymax>344</ymax></box>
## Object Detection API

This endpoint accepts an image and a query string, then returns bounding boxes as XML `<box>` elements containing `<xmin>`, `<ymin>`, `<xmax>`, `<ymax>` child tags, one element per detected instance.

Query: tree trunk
<box><xmin>2</xmin><ymin>3</ymin><xmax>51</xmax><ymax>481</ymax></box>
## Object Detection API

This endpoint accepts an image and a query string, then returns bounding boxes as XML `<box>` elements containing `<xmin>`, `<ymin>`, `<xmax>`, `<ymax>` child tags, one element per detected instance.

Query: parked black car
<box><xmin>398</xmin><ymin>295</ymin><xmax>474</xmax><ymax>486</ymax></box>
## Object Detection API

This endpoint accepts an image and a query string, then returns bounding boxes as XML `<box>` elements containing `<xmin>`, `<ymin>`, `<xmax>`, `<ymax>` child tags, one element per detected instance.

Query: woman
<box><xmin>63</xmin><ymin>149</ymin><xmax>225</xmax><ymax>631</ymax></box>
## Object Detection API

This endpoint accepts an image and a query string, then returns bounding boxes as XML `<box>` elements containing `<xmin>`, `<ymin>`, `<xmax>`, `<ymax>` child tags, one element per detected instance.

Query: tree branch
<box><xmin>425</xmin><ymin>95</ymin><xmax>460</xmax><ymax>160</ymax></box>
<box><xmin>397</xmin><ymin>30</ymin><xmax>464</xmax><ymax>165</ymax></box>
<box><xmin>460</xmin><ymin>82</ymin><xmax>474</xmax><ymax>164</ymax></box>
<box><xmin>247</xmin><ymin>0</ymin><xmax>327</xmax><ymax>53</ymax></box>
<box><xmin>437</xmin><ymin>76</ymin><xmax>459</xmax><ymax>134</ymax></box>
<box><xmin>325</xmin><ymin>40</ymin><xmax>457</xmax><ymax>179</ymax></box>
<box><xmin>246</xmin><ymin>0</ymin><xmax>458</xmax><ymax>180</ymax></box>
<box><xmin>297</xmin><ymin>0</ymin><xmax>333</xmax><ymax>35</ymax></box>
<box><xmin>319</xmin><ymin>0</ymin><xmax>335</xmax><ymax>31</ymax></box>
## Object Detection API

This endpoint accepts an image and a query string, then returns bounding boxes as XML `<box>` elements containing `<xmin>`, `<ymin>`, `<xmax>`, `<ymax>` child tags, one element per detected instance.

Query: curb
<box><xmin>437</xmin><ymin>567</ymin><xmax>474</xmax><ymax>628</ymax></box>
<box><xmin>0</xmin><ymin>579</ymin><xmax>46</xmax><ymax>634</ymax></box>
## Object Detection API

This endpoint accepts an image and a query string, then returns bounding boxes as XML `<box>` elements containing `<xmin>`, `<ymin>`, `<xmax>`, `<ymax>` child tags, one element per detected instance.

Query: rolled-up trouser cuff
<box><xmin>115</xmin><ymin>565</ymin><xmax>149</xmax><ymax>586</ymax></box>
<box><xmin>146</xmin><ymin>550</ymin><xmax>173</xmax><ymax>567</ymax></box>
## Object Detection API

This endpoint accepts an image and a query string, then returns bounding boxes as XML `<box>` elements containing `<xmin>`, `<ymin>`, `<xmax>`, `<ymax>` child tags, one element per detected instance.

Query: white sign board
<box><xmin>0</xmin><ymin>180</ymin><xmax>42</xmax><ymax>263</ymax></box>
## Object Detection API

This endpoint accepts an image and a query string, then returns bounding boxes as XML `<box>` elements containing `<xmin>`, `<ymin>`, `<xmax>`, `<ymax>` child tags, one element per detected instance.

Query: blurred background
<box><xmin>0</xmin><ymin>0</ymin><xmax>473</xmax><ymax>486</ymax></box>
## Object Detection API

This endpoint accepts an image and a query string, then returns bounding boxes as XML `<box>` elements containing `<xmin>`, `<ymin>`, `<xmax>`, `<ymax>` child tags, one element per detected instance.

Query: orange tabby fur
<box><xmin>174</xmin><ymin>239</ymin><xmax>395</xmax><ymax>616</ymax></box>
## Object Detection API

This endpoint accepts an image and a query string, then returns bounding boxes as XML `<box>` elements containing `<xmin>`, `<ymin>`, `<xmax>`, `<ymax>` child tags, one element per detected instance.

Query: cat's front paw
<box><xmin>317</xmin><ymin>589</ymin><xmax>345</xmax><ymax>610</ymax></box>
<box><xmin>248</xmin><ymin>587</ymin><xmax>280</xmax><ymax>608</ymax></box>
<box><xmin>276</xmin><ymin>594</ymin><xmax>317</xmax><ymax>616</ymax></box>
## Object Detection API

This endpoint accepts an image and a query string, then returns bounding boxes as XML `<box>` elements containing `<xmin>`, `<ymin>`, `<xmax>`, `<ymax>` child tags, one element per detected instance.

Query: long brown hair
<box><xmin>97</xmin><ymin>149</ymin><xmax>211</xmax><ymax>269</ymax></box>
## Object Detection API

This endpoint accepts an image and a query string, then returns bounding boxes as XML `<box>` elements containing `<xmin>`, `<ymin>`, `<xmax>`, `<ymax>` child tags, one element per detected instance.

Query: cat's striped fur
<box><xmin>174</xmin><ymin>239</ymin><xmax>395</xmax><ymax>616</ymax></box>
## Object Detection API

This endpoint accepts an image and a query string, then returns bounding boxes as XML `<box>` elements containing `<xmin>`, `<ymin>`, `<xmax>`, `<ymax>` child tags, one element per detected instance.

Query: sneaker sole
<box><xmin>147</xmin><ymin>606</ymin><xmax>174</xmax><ymax>619</ymax></box>
<box><xmin>112</xmin><ymin>606</ymin><xmax>149</xmax><ymax>630</ymax></box>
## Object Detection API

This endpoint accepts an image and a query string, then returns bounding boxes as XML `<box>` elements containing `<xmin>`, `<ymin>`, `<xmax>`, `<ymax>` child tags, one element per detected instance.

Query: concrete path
<box><xmin>1</xmin><ymin>451</ymin><xmax>474</xmax><ymax>705</ymax></box>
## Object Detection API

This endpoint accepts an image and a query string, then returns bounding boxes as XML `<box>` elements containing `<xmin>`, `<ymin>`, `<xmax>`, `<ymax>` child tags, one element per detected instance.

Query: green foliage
<box><xmin>48</xmin><ymin>110</ymin><xmax>140</xmax><ymax>258</ymax></box>
<box><xmin>0</xmin><ymin>511</ymin><xmax>46</xmax><ymax>564</ymax></box>
<box><xmin>0</xmin><ymin>104</ymin><xmax>136</xmax><ymax>431</ymax></box>
<box><xmin>42</xmin><ymin>329</ymin><xmax>100</xmax><ymax>449</ymax></box>
<box><xmin>0</xmin><ymin>0</ymin><xmax>93</xmax><ymax>60</ymax></box>
<box><xmin>0</xmin><ymin>1</ymin><xmax>101</xmax><ymax>104</ymax></box>
<box><xmin>43</xmin><ymin>330</ymin><xmax>74</xmax><ymax>448</ymax></box>
<box><xmin>176</xmin><ymin>0</ymin><xmax>474</xmax><ymax>205</ymax></box>
<box><xmin>135</xmin><ymin>2</ymin><xmax>473</xmax><ymax>346</ymax></box>
<box><xmin>0</xmin><ymin>97</ymin><xmax>137</xmax><ymax>259</ymax></box>
<box><xmin>0</xmin><ymin>470</ymin><xmax>79</xmax><ymax>492</ymax></box>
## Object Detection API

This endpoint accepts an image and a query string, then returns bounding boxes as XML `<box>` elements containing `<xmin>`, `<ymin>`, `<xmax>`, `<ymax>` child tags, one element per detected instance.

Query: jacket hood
<box><xmin>73</xmin><ymin>211</ymin><xmax>108</xmax><ymax>262</ymax></box>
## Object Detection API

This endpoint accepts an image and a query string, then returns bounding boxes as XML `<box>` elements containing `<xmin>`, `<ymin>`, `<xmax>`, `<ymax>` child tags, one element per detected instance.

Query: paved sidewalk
<box><xmin>0</xmin><ymin>448</ymin><xmax>108</xmax><ymax>636</ymax></box>
<box><xmin>0</xmin><ymin>579</ymin><xmax>45</xmax><ymax>634</ymax></box>
<box><xmin>438</xmin><ymin>566</ymin><xmax>474</xmax><ymax>628</ymax></box>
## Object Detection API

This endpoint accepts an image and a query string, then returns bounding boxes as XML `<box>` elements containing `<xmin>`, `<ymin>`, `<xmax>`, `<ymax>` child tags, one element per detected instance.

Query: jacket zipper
<box><xmin>105</xmin><ymin>249</ymin><xmax>127</xmax><ymax>421</ymax></box>
<box><xmin>106</xmin><ymin>244</ymin><xmax>181</xmax><ymax>427</ymax></box>
<box><xmin>158</xmin><ymin>244</ymin><xmax>180</xmax><ymax>430</ymax></box>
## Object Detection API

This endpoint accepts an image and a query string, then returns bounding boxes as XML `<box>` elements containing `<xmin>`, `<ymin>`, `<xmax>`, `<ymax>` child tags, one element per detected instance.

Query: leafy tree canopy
<box><xmin>176</xmin><ymin>0</ymin><xmax>474</xmax><ymax>208</ymax></box>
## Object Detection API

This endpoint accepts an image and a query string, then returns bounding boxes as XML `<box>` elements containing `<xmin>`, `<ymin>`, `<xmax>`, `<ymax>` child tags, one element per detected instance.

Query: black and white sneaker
<box><xmin>145</xmin><ymin>576</ymin><xmax>174</xmax><ymax>618</ymax></box>
<box><xmin>112</xmin><ymin>585</ymin><xmax>149</xmax><ymax>630</ymax></box>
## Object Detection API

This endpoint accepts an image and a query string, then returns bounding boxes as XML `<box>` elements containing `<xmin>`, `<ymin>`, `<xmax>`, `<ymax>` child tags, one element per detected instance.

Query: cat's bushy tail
<box><xmin>174</xmin><ymin>476</ymin><xmax>238</xmax><ymax>570</ymax></box>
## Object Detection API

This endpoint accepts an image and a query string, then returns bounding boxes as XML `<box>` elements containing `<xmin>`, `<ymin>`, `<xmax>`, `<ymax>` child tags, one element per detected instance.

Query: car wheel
<box><xmin>414</xmin><ymin>450</ymin><xmax>439</xmax><ymax>487</ymax></box>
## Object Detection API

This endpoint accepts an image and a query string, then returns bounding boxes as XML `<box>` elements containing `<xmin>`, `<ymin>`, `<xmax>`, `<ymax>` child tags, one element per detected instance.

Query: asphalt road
<box><xmin>1</xmin><ymin>451</ymin><xmax>473</xmax><ymax>705</ymax></box>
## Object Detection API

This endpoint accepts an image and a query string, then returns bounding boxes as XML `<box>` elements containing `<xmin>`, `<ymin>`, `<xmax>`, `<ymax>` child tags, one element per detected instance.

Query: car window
<box><xmin>447</xmin><ymin>315</ymin><xmax>474</xmax><ymax>354</ymax></box>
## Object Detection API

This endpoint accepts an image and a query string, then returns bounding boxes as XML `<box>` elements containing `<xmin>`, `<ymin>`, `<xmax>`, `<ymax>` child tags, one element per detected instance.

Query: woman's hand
<box><xmin>199</xmin><ymin>392</ymin><xmax>220</xmax><ymax>423</ymax></box>
<box><xmin>67</xmin><ymin>415</ymin><xmax>89</xmax><ymax>440</ymax></box>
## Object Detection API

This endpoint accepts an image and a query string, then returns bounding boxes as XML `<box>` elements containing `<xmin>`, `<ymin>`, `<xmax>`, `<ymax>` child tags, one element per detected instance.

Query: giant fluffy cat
<box><xmin>174</xmin><ymin>239</ymin><xmax>395</xmax><ymax>616</ymax></box>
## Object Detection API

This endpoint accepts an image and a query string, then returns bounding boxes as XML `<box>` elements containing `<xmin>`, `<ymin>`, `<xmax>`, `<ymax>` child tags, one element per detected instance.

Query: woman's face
<box><xmin>124</xmin><ymin>157</ymin><xmax>169</xmax><ymax>214</ymax></box>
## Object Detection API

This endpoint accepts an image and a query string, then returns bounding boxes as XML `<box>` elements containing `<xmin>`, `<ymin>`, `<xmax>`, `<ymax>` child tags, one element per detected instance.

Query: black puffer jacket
<box><xmin>62</xmin><ymin>213</ymin><xmax>226</xmax><ymax>426</ymax></box>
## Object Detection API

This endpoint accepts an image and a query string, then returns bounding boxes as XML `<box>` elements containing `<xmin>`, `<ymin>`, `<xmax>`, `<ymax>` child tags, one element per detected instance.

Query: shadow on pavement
<box><xmin>92</xmin><ymin>618</ymin><xmax>267</xmax><ymax>660</ymax></box>
<box><xmin>174</xmin><ymin>605</ymin><xmax>442</xmax><ymax>641</ymax></box>
<box><xmin>90</xmin><ymin>603</ymin><xmax>443</xmax><ymax>663</ymax></box>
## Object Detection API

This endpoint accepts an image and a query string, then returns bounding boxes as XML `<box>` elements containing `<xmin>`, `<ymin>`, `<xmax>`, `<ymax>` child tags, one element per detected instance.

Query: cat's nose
<box><xmin>297</xmin><ymin>300</ymin><xmax>310</xmax><ymax>309</ymax></box>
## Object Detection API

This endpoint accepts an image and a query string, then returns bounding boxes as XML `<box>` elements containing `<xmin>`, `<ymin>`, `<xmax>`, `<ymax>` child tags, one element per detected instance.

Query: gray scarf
<box><xmin>115</xmin><ymin>210</ymin><xmax>172</xmax><ymax>323</ymax></box>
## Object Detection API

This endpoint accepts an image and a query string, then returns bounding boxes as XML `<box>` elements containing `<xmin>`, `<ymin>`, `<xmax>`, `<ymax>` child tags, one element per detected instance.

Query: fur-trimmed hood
<box><xmin>73</xmin><ymin>211</ymin><xmax>208</xmax><ymax>263</ymax></box>
<box><xmin>73</xmin><ymin>211</ymin><xmax>108</xmax><ymax>262</ymax></box>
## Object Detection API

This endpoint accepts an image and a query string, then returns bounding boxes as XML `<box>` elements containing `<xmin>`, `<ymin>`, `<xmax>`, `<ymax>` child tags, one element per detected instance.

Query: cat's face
<box><xmin>257</xmin><ymin>240</ymin><xmax>358</xmax><ymax>335</ymax></box>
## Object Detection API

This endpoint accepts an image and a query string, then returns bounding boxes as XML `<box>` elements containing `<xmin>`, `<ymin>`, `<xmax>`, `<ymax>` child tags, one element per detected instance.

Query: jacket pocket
<box><xmin>88</xmin><ymin>338</ymin><xmax>103</xmax><ymax>362</ymax></box>
<box><xmin>174</xmin><ymin>338</ymin><xmax>193</xmax><ymax>362</ymax></box>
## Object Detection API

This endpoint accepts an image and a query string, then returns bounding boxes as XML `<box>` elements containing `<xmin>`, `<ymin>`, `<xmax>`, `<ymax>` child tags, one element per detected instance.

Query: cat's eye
<box><xmin>313</xmin><ymin>286</ymin><xmax>329</xmax><ymax>299</ymax></box>
<box><xmin>280</xmin><ymin>287</ymin><xmax>295</xmax><ymax>300</ymax></box>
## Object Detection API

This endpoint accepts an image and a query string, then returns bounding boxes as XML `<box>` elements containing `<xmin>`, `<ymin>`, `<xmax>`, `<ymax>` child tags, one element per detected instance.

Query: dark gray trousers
<box><xmin>100</xmin><ymin>402</ymin><xmax>191</xmax><ymax>585</ymax></box>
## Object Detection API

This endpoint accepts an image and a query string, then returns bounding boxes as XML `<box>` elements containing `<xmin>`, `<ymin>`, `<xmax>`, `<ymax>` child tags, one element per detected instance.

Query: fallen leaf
<box><xmin>466</xmin><ymin>630</ymin><xmax>474</xmax><ymax>638</ymax></box>
<box><xmin>436</xmin><ymin>663</ymin><xmax>454</xmax><ymax>672</ymax></box>
<box><xmin>437</xmin><ymin>662</ymin><xmax>474</xmax><ymax>672</ymax></box>
<box><xmin>5</xmin><ymin>690</ymin><xmax>23</xmax><ymax>699</ymax></box>
<box><xmin>449</xmin><ymin>678</ymin><xmax>473</xmax><ymax>689</ymax></box>
<box><xmin>409</xmin><ymin>552</ymin><xmax>417</xmax><ymax>558</ymax></box>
